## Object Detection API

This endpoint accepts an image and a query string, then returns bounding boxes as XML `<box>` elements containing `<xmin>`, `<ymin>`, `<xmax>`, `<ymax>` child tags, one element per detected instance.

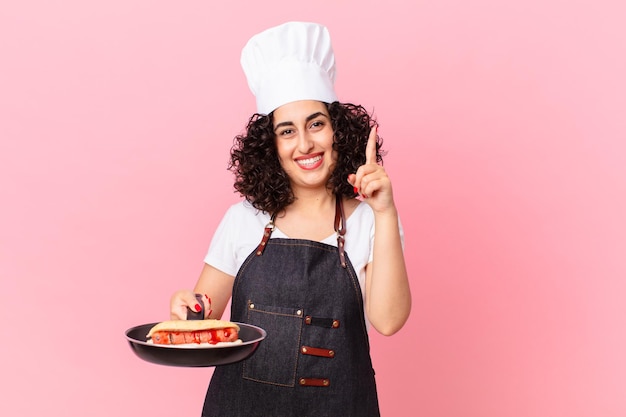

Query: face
<box><xmin>272</xmin><ymin>100</ymin><xmax>336</xmax><ymax>191</ymax></box>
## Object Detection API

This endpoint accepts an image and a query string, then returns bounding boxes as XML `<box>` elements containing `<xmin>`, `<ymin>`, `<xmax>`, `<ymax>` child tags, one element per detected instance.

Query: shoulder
<box><xmin>344</xmin><ymin>201</ymin><xmax>375</xmax><ymax>248</ymax></box>
<box><xmin>346</xmin><ymin>200</ymin><xmax>375</xmax><ymax>226</ymax></box>
<box><xmin>214</xmin><ymin>200</ymin><xmax>271</xmax><ymax>241</ymax></box>
<box><xmin>345</xmin><ymin>199</ymin><xmax>404</xmax><ymax>233</ymax></box>
<box><xmin>223</xmin><ymin>200</ymin><xmax>271</xmax><ymax>224</ymax></box>
<box><xmin>206</xmin><ymin>200</ymin><xmax>271</xmax><ymax>274</ymax></box>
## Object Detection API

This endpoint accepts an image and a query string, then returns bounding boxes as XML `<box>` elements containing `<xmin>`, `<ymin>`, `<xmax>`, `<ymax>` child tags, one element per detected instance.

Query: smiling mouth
<box><xmin>296</xmin><ymin>155</ymin><xmax>322</xmax><ymax>168</ymax></box>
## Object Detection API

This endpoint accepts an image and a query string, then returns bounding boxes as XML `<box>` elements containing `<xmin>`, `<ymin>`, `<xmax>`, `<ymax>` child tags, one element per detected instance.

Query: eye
<box><xmin>309</xmin><ymin>120</ymin><xmax>324</xmax><ymax>130</ymax></box>
<box><xmin>278</xmin><ymin>128</ymin><xmax>295</xmax><ymax>136</ymax></box>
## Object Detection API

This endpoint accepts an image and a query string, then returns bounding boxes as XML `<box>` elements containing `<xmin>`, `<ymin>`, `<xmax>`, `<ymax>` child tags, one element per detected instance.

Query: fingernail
<box><xmin>195</xmin><ymin>303</ymin><xmax>202</xmax><ymax>312</ymax></box>
<box><xmin>362</xmin><ymin>194</ymin><xmax>368</xmax><ymax>199</ymax></box>
<box><xmin>208</xmin><ymin>309</ymin><xmax>213</xmax><ymax>316</ymax></box>
<box><xmin>353</xmin><ymin>186</ymin><xmax>359</xmax><ymax>195</ymax></box>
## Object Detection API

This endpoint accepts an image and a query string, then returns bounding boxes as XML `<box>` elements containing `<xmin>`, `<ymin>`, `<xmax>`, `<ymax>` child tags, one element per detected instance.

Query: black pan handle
<box><xmin>186</xmin><ymin>293</ymin><xmax>204</xmax><ymax>320</ymax></box>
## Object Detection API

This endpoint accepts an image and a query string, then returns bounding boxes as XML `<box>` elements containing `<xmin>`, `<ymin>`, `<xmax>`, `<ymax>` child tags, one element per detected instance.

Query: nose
<box><xmin>296</xmin><ymin>131</ymin><xmax>315</xmax><ymax>154</ymax></box>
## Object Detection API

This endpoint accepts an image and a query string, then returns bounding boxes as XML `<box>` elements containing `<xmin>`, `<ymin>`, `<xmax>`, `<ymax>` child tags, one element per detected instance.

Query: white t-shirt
<box><xmin>204</xmin><ymin>200</ymin><xmax>402</xmax><ymax>295</ymax></box>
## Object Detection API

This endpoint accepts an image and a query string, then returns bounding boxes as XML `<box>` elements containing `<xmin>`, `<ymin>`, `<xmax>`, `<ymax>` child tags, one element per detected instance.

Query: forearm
<box><xmin>193</xmin><ymin>263</ymin><xmax>235</xmax><ymax>319</ymax></box>
<box><xmin>366</xmin><ymin>209</ymin><xmax>412</xmax><ymax>335</ymax></box>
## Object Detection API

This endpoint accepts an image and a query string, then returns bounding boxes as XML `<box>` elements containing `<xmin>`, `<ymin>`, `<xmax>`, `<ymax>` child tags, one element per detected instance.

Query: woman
<box><xmin>170</xmin><ymin>22</ymin><xmax>411</xmax><ymax>416</ymax></box>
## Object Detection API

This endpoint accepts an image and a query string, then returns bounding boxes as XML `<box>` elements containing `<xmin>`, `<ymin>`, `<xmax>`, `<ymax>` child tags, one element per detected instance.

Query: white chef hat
<box><xmin>241</xmin><ymin>21</ymin><xmax>338</xmax><ymax>115</ymax></box>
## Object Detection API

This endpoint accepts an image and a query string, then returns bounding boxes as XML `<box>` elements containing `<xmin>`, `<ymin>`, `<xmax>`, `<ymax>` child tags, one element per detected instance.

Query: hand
<box><xmin>347</xmin><ymin>127</ymin><xmax>396</xmax><ymax>214</ymax></box>
<box><xmin>169</xmin><ymin>290</ymin><xmax>212</xmax><ymax>320</ymax></box>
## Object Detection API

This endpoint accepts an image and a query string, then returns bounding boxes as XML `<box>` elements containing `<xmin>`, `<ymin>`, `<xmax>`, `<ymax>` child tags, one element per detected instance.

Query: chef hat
<box><xmin>241</xmin><ymin>21</ymin><xmax>338</xmax><ymax>115</ymax></box>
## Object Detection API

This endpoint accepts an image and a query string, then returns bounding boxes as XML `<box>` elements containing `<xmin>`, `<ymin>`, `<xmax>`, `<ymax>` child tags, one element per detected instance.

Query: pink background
<box><xmin>1</xmin><ymin>1</ymin><xmax>625</xmax><ymax>416</ymax></box>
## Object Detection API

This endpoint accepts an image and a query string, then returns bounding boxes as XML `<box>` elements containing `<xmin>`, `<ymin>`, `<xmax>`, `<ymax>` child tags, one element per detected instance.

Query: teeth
<box><xmin>297</xmin><ymin>155</ymin><xmax>322</xmax><ymax>166</ymax></box>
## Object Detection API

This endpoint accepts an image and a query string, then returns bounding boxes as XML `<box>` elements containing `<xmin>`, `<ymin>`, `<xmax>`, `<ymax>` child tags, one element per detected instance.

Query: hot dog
<box><xmin>147</xmin><ymin>319</ymin><xmax>240</xmax><ymax>346</ymax></box>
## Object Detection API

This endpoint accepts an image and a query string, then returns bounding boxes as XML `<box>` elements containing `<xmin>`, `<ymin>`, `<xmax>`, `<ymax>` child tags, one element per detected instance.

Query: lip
<box><xmin>294</xmin><ymin>153</ymin><xmax>324</xmax><ymax>170</ymax></box>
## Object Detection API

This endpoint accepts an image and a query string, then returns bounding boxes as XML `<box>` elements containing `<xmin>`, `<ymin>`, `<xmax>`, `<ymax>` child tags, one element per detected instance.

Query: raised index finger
<box><xmin>365</xmin><ymin>126</ymin><xmax>377</xmax><ymax>165</ymax></box>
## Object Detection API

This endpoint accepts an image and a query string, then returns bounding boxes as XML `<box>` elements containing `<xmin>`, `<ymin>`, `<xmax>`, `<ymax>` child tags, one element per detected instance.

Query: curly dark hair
<box><xmin>228</xmin><ymin>102</ymin><xmax>384</xmax><ymax>214</ymax></box>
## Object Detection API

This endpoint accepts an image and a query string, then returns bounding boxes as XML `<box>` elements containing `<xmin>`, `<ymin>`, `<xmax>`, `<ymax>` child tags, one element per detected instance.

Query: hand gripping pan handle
<box><xmin>186</xmin><ymin>293</ymin><xmax>204</xmax><ymax>320</ymax></box>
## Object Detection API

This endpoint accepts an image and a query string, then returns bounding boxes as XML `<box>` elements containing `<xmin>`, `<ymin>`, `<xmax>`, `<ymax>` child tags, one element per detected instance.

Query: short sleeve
<box><xmin>204</xmin><ymin>205</ymin><xmax>240</xmax><ymax>277</ymax></box>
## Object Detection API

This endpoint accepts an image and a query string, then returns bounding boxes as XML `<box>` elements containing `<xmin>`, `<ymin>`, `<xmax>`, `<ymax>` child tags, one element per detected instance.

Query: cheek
<box><xmin>330</xmin><ymin>150</ymin><xmax>338</xmax><ymax>165</ymax></box>
<box><xmin>276</xmin><ymin>142</ymin><xmax>291</xmax><ymax>162</ymax></box>
<box><xmin>275</xmin><ymin>145</ymin><xmax>292</xmax><ymax>172</ymax></box>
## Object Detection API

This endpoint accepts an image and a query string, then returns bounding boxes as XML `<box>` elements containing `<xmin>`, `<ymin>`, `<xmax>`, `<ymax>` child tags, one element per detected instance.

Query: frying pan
<box><xmin>125</xmin><ymin>295</ymin><xmax>266</xmax><ymax>367</ymax></box>
<box><xmin>125</xmin><ymin>321</ymin><xmax>266</xmax><ymax>367</ymax></box>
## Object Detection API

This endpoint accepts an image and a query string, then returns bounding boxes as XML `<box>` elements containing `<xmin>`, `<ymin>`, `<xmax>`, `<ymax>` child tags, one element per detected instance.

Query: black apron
<box><xmin>202</xmin><ymin>197</ymin><xmax>380</xmax><ymax>417</ymax></box>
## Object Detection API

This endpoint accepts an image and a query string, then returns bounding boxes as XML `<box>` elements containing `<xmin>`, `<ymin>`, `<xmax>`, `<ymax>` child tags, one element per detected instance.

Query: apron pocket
<box><xmin>242</xmin><ymin>301</ymin><xmax>303</xmax><ymax>387</ymax></box>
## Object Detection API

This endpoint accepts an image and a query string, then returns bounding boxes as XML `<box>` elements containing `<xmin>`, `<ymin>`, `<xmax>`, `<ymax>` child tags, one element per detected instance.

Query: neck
<box><xmin>274</xmin><ymin>189</ymin><xmax>338</xmax><ymax>240</ymax></box>
<box><xmin>290</xmin><ymin>188</ymin><xmax>335</xmax><ymax>211</ymax></box>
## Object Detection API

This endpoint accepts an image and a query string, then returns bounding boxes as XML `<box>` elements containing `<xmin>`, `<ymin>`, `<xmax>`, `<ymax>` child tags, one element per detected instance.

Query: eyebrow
<box><xmin>274</xmin><ymin>112</ymin><xmax>330</xmax><ymax>132</ymax></box>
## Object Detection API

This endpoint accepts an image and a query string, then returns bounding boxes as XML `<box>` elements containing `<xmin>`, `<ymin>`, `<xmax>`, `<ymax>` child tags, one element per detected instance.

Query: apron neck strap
<box><xmin>255</xmin><ymin>213</ymin><xmax>276</xmax><ymax>256</ymax></box>
<box><xmin>255</xmin><ymin>196</ymin><xmax>347</xmax><ymax>269</ymax></box>
<box><xmin>334</xmin><ymin>196</ymin><xmax>347</xmax><ymax>268</ymax></box>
